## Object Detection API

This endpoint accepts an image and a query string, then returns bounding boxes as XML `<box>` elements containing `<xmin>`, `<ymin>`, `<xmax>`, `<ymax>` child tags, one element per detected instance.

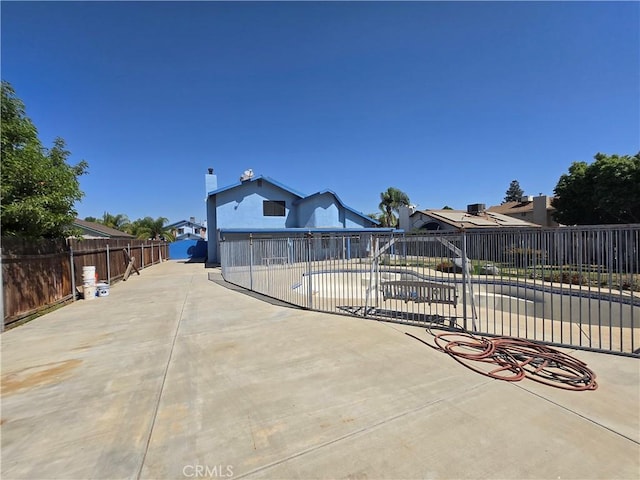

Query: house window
<box><xmin>178</xmin><ymin>228</ymin><xmax>184</xmax><ymax>234</ymax></box>
<box><xmin>263</xmin><ymin>200</ymin><xmax>286</xmax><ymax>217</ymax></box>
<box><xmin>194</xmin><ymin>228</ymin><xmax>199</xmax><ymax>234</ymax></box>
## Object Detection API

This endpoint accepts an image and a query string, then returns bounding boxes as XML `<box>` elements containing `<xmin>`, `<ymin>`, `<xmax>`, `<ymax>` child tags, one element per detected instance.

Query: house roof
<box><xmin>293</xmin><ymin>190</ymin><xmax>380</xmax><ymax>226</ymax></box>
<box><xmin>209</xmin><ymin>175</ymin><xmax>378</xmax><ymax>226</ymax></box>
<box><xmin>488</xmin><ymin>200</ymin><xmax>535</xmax><ymax>215</ymax></box>
<box><xmin>488</xmin><ymin>197</ymin><xmax>555</xmax><ymax>215</ymax></box>
<box><xmin>219</xmin><ymin>227</ymin><xmax>396</xmax><ymax>239</ymax></box>
<box><xmin>165</xmin><ymin>219</ymin><xmax>205</xmax><ymax>229</ymax></box>
<box><xmin>73</xmin><ymin>219</ymin><xmax>135</xmax><ymax>238</ymax></box>
<box><xmin>208</xmin><ymin>175</ymin><xmax>307</xmax><ymax>198</ymax></box>
<box><xmin>412</xmin><ymin>209</ymin><xmax>539</xmax><ymax>229</ymax></box>
<box><xmin>175</xmin><ymin>233</ymin><xmax>204</xmax><ymax>241</ymax></box>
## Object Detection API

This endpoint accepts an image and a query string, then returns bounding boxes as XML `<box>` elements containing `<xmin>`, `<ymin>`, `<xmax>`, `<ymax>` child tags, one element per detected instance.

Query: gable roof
<box><xmin>165</xmin><ymin>219</ymin><xmax>206</xmax><ymax>229</ymax></box>
<box><xmin>488</xmin><ymin>200</ymin><xmax>534</xmax><ymax>215</ymax></box>
<box><xmin>294</xmin><ymin>190</ymin><xmax>380</xmax><ymax>226</ymax></box>
<box><xmin>488</xmin><ymin>197</ymin><xmax>556</xmax><ymax>215</ymax></box>
<box><xmin>175</xmin><ymin>233</ymin><xmax>205</xmax><ymax>241</ymax></box>
<box><xmin>207</xmin><ymin>175</ymin><xmax>306</xmax><ymax>198</ymax></box>
<box><xmin>208</xmin><ymin>174</ymin><xmax>378</xmax><ymax>226</ymax></box>
<box><xmin>73</xmin><ymin>219</ymin><xmax>135</xmax><ymax>238</ymax></box>
<box><xmin>412</xmin><ymin>209</ymin><xmax>539</xmax><ymax>229</ymax></box>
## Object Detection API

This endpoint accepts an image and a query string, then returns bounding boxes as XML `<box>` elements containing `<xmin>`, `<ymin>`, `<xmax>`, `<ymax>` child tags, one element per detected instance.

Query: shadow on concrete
<box><xmin>177</xmin><ymin>257</ymin><xmax>206</xmax><ymax>264</ymax></box>
<box><xmin>207</xmin><ymin>271</ymin><xmax>301</xmax><ymax>309</ymax></box>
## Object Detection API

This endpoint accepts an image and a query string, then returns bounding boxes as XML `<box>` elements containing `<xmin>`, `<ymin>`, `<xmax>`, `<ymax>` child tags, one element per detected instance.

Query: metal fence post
<box><xmin>307</xmin><ymin>232</ymin><xmax>313</xmax><ymax>310</ymax></box>
<box><xmin>249</xmin><ymin>234</ymin><xmax>254</xmax><ymax>291</ymax></box>
<box><xmin>106</xmin><ymin>244</ymin><xmax>111</xmax><ymax>284</ymax></box>
<box><xmin>461</xmin><ymin>231</ymin><xmax>468</xmax><ymax>330</ymax></box>
<box><xmin>70</xmin><ymin>247</ymin><xmax>76</xmax><ymax>302</ymax></box>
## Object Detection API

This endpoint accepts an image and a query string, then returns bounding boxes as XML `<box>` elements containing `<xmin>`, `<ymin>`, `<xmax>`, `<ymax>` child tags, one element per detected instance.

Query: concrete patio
<box><xmin>1</xmin><ymin>260</ymin><xmax>638</xmax><ymax>479</ymax></box>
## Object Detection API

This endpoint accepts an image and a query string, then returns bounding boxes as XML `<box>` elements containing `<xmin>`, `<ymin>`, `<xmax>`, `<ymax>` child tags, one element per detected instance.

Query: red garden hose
<box><xmin>406</xmin><ymin>328</ymin><xmax>598</xmax><ymax>391</ymax></box>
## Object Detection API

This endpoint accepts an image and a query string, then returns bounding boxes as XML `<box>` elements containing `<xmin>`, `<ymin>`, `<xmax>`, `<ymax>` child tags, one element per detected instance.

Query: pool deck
<box><xmin>1</xmin><ymin>260</ymin><xmax>639</xmax><ymax>479</ymax></box>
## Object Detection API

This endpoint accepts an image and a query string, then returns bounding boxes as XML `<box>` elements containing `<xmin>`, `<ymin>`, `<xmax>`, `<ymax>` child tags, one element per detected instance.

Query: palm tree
<box><xmin>129</xmin><ymin>216</ymin><xmax>175</xmax><ymax>241</ymax></box>
<box><xmin>101</xmin><ymin>212</ymin><xmax>130</xmax><ymax>231</ymax></box>
<box><xmin>378</xmin><ymin>187</ymin><xmax>410</xmax><ymax>228</ymax></box>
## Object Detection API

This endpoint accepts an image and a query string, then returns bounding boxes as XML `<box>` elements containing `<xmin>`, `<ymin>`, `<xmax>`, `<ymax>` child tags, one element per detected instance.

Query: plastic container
<box><xmin>82</xmin><ymin>266</ymin><xmax>96</xmax><ymax>286</ymax></box>
<box><xmin>83</xmin><ymin>285</ymin><xmax>97</xmax><ymax>300</ymax></box>
<box><xmin>96</xmin><ymin>283</ymin><xmax>110</xmax><ymax>297</ymax></box>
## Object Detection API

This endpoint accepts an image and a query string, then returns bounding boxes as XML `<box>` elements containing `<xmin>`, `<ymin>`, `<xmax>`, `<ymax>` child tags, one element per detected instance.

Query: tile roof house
<box><xmin>487</xmin><ymin>195</ymin><xmax>559</xmax><ymax>227</ymax></box>
<box><xmin>399</xmin><ymin>204</ymin><xmax>539</xmax><ymax>232</ymax></box>
<box><xmin>72</xmin><ymin>219</ymin><xmax>135</xmax><ymax>239</ymax></box>
<box><xmin>205</xmin><ymin>169</ymin><xmax>381</xmax><ymax>263</ymax></box>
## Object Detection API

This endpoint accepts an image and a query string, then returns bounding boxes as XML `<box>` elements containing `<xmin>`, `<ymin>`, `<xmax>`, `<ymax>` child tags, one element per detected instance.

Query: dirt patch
<box><xmin>71</xmin><ymin>333</ymin><xmax>112</xmax><ymax>352</ymax></box>
<box><xmin>1</xmin><ymin>359</ymin><xmax>82</xmax><ymax>396</ymax></box>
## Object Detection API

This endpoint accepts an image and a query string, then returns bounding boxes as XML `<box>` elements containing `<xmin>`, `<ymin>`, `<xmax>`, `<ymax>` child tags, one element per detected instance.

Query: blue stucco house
<box><xmin>165</xmin><ymin>218</ymin><xmax>206</xmax><ymax>241</ymax></box>
<box><xmin>205</xmin><ymin>169</ymin><xmax>380</xmax><ymax>263</ymax></box>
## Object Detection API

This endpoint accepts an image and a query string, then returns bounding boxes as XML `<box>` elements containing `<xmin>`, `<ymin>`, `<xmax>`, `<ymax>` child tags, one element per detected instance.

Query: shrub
<box><xmin>505</xmin><ymin>247</ymin><xmax>546</xmax><ymax>267</ymax></box>
<box><xmin>544</xmin><ymin>272</ymin><xmax>587</xmax><ymax>285</ymax></box>
<box><xmin>435</xmin><ymin>260</ymin><xmax>462</xmax><ymax>273</ymax></box>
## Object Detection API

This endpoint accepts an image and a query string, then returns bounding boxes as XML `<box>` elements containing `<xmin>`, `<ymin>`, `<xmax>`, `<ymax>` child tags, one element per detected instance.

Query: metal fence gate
<box><xmin>220</xmin><ymin>227</ymin><xmax>639</xmax><ymax>357</ymax></box>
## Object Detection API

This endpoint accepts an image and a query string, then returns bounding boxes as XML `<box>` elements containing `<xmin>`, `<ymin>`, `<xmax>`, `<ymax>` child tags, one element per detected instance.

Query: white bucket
<box><xmin>83</xmin><ymin>285</ymin><xmax>97</xmax><ymax>300</ymax></box>
<box><xmin>82</xmin><ymin>266</ymin><xmax>96</xmax><ymax>286</ymax></box>
<box><xmin>96</xmin><ymin>283</ymin><xmax>110</xmax><ymax>297</ymax></box>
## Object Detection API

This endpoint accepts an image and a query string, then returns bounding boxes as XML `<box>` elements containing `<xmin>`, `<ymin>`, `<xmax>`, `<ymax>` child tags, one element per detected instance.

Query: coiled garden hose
<box><xmin>406</xmin><ymin>325</ymin><xmax>598</xmax><ymax>391</ymax></box>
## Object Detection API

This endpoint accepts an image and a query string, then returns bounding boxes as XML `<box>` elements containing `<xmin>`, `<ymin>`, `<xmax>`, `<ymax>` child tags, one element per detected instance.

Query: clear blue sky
<box><xmin>2</xmin><ymin>1</ymin><xmax>638</xmax><ymax>225</ymax></box>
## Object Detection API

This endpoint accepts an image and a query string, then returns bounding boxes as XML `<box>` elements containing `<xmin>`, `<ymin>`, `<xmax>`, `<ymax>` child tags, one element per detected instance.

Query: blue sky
<box><xmin>2</xmin><ymin>1</ymin><xmax>638</xmax><ymax>225</ymax></box>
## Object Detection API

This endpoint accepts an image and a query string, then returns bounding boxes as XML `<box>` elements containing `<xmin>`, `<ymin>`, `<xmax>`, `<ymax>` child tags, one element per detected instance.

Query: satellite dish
<box><xmin>240</xmin><ymin>169</ymin><xmax>254</xmax><ymax>181</ymax></box>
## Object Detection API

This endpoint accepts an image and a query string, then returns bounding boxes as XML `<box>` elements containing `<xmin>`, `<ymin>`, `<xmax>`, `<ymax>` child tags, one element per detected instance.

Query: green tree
<box><xmin>128</xmin><ymin>216</ymin><xmax>175</xmax><ymax>241</ymax></box>
<box><xmin>100</xmin><ymin>212</ymin><xmax>130</xmax><ymax>231</ymax></box>
<box><xmin>553</xmin><ymin>152</ymin><xmax>640</xmax><ymax>225</ymax></box>
<box><xmin>1</xmin><ymin>81</ymin><xmax>88</xmax><ymax>238</ymax></box>
<box><xmin>378</xmin><ymin>187</ymin><xmax>410</xmax><ymax>228</ymax></box>
<box><xmin>503</xmin><ymin>180</ymin><xmax>524</xmax><ymax>203</ymax></box>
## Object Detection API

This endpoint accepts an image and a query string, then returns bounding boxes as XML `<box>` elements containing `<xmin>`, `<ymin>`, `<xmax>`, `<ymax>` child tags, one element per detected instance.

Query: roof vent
<box><xmin>240</xmin><ymin>169</ymin><xmax>254</xmax><ymax>181</ymax></box>
<box><xmin>467</xmin><ymin>203</ymin><xmax>486</xmax><ymax>215</ymax></box>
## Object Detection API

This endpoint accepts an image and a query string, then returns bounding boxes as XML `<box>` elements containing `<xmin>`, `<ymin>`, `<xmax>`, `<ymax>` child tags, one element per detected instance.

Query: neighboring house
<box><xmin>72</xmin><ymin>219</ymin><xmax>135</xmax><ymax>239</ymax></box>
<box><xmin>205</xmin><ymin>169</ymin><xmax>381</xmax><ymax>263</ymax></box>
<box><xmin>398</xmin><ymin>204</ymin><xmax>539</xmax><ymax>232</ymax></box>
<box><xmin>488</xmin><ymin>195</ymin><xmax>559</xmax><ymax>227</ymax></box>
<box><xmin>165</xmin><ymin>218</ymin><xmax>207</xmax><ymax>241</ymax></box>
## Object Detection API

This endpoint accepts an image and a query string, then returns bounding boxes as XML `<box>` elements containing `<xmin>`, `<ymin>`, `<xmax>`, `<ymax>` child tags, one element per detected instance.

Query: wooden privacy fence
<box><xmin>1</xmin><ymin>237</ymin><xmax>169</xmax><ymax>328</ymax></box>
